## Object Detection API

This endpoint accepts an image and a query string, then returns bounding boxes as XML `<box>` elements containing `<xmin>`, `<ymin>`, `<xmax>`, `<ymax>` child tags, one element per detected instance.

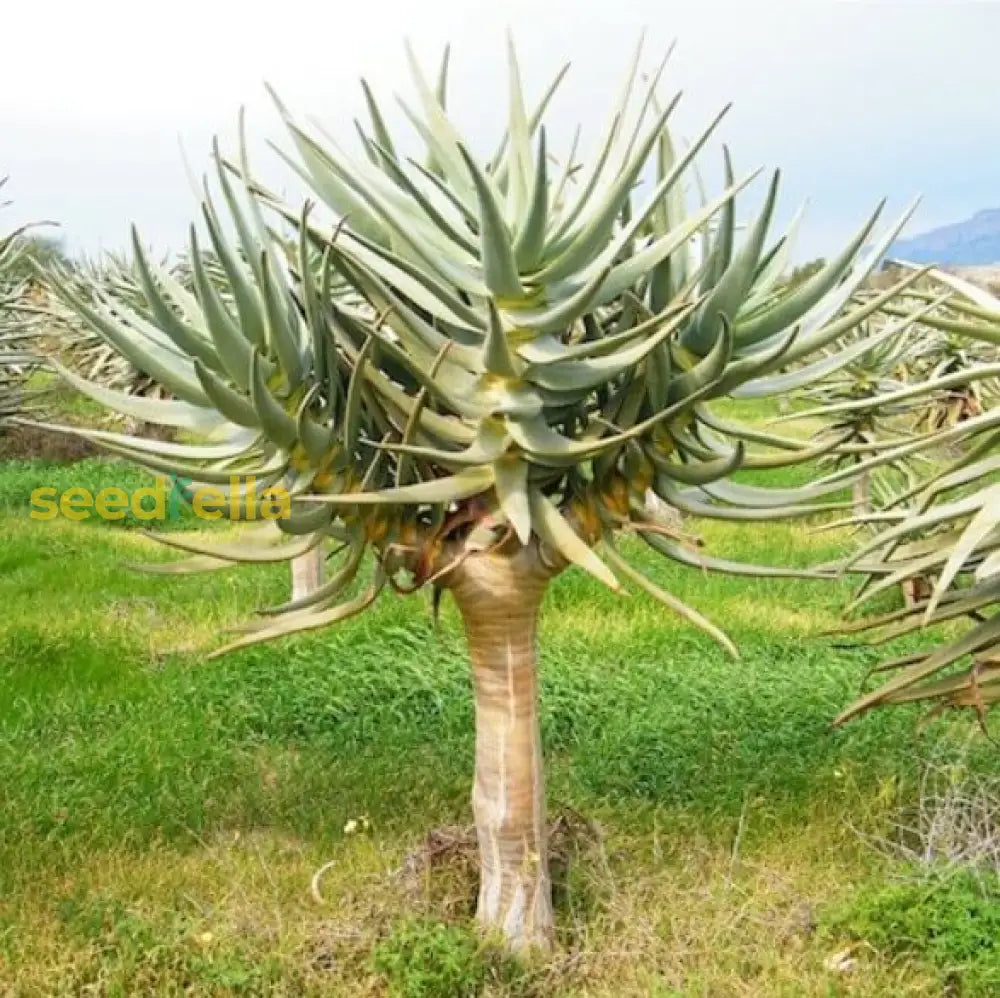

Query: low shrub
<box><xmin>371</xmin><ymin>918</ymin><xmax>530</xmax><ymax>998</ymax></box>
<box><xmin>0</xmin><ymin>423</ymin><xmax>98</xmax><ymax>462</ymax></box>
<box><xmin>823</xmin><ymin>868</ymin><xmax>1000</xmax><ymax>995</ymax></box>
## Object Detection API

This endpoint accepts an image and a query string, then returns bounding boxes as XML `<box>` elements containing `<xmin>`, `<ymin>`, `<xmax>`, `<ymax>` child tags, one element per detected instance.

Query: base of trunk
<box><xmin>475</xmin><ymin>859</ymin><xmax>554</xmax><ymax>951</ymax></box>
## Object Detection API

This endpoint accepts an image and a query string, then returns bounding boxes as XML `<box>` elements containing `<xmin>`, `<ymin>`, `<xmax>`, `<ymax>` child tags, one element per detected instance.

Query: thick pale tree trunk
<box><xmin>446</xmin><ymin>546</ymin><xmax>555</xmax><ymax>952</ymax></box>
<box><xmin>290</xmin><ymin>547</ymin><xmax>324</xmax><ymax>602</ymax></box>
<box><xmin>852</xmin><ymin>469</ymin><xmax>871</xmax><ymax>517</ymax></box>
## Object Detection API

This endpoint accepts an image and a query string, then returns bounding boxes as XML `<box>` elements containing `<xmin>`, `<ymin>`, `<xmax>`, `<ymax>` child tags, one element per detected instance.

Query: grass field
<box><xmin>1</xmin><ymin>426</ymin><xmax>998</xmax><ymax>995</ymax></box>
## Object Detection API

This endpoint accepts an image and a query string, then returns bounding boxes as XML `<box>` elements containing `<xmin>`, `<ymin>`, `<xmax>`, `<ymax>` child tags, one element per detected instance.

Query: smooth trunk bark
<box><xmin>852</xmin><ymin>469</ymin><xmax>871</xmax><ymax>517</ymax></box>
<box><xmin>290</xmin><ymin>547</ymin><xmax>324</xmax><ymax>601</ymax></box>
<box><xmin>447</xmin><ymin>547</ymin><xmax>554</xmax><ymax>951</ymax></box>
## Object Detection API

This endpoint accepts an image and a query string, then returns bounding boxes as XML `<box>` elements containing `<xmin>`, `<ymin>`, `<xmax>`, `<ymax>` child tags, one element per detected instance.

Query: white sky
<box><xmin>3</xmin><ymin>0</ymin><xmax>998</xmax><ymax>261</ymax></box>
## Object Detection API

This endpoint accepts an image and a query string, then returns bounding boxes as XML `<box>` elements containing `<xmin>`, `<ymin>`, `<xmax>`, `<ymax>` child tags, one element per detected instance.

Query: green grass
<box><xmin>0</xmin><ymin>456</ymin><xmax>207</xmax><ymax>529</ymax></box>
<box><xmin>0</xmin><ymin>451</ymin><xmax>994</xmax><ymax>995</ymax></box>
<box><xmin>26</xmin><ymin>372</ymin><xmax>110</xmax><ymax>424</ymax></box>
<box><xmin>821</xmin><ymin>869</ymin><xmax>1000</xmax><ymax>996</ymax></box>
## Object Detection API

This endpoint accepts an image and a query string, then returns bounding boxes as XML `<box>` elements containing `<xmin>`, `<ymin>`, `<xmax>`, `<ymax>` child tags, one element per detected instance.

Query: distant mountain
<box><xmin>888</xmin><ymin>208</ymin><xmax>1000</xmax><ymax>266</ymax></box>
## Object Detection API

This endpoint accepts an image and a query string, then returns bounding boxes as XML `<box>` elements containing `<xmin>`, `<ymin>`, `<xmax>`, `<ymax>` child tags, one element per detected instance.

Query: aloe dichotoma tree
<box><xmin>43</xmin><ymin>42</ymin><xmax>923</xmax><ymax>949</ymax></box>
<box><xmin>788</xmin><ymin>304</ymin><xmax>950</xmax><ymax>515</ymax></box>
<box><xmin>882</xmin><ymin>265</ymin><xmax>1000</xmax><ymax>431</ymax></box>
<box><xmin>1</xmin><ymin>185</ymin><xmax>41</xmax><ymax>422</ymax></box>
<box><xmin>44</xmin><ymin>248</ymin><xmax>326</xmax><ymax>596</ymax></box>
<box><xmin>832</xmin><ymin>269</ymin><xmax>1000</xmax><ymax>725</ymax></box>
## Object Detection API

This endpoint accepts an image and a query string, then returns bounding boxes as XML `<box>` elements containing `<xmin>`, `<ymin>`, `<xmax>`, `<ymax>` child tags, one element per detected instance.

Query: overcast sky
<box><xmin>3</xmin><ymin>0</ymin><xmax>998</xmax><ymax>261</ymax></box>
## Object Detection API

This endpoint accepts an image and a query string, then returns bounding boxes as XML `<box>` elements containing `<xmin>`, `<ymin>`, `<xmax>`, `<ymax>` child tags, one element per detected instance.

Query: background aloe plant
<box><xmin>882</xmin><ymin>266</ymin><xmax>1000</xmax><ymax>430</ymax></box>
<box><xmin>41</xmin><ymin>253</ymin><xmax>162</xmax><ymax>401</ymax></box>
<box><xmin>1</xmin><ymin>183</ymin><xmax>42</xmax><ymax>424</ymax></box>
<box><xmin>832</xmin><ymin>269</ymin><xmax>1000</xmax><ymax>726</ymax></box>
<box><xmin>40</xmin><ymin>40</ymin><xmax>925</xmax><ymax>949</ymax></box>
<box><xmin>790</xmin><ymin>312</ymin><xmax>942</xmax><ymax>514</ymax></box>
